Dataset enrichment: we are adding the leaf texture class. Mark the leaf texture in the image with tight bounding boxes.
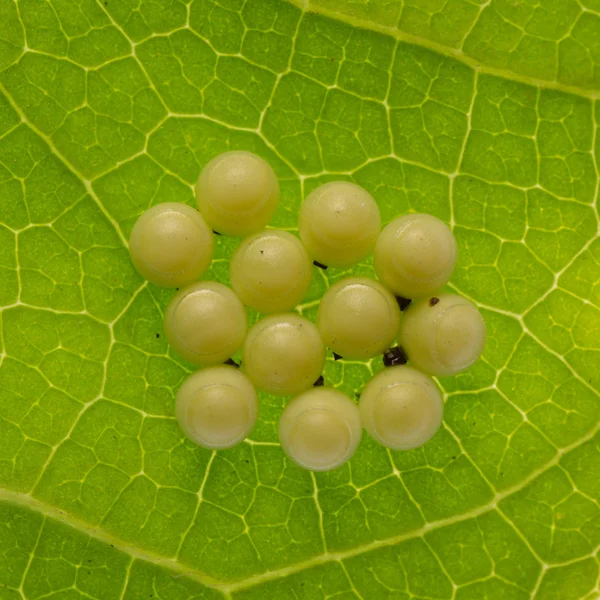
[0,0,599,598]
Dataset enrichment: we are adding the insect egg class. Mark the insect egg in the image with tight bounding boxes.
[399,293,486,376]
[128,202,214,287]
[298,181,381,268]
[164,281,247,366]
[360,365,444,450]
[196,151,279,237]
[279,387,362,471]
[176,366,258,449]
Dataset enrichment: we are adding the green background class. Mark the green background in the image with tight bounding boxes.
[0,0,599,598]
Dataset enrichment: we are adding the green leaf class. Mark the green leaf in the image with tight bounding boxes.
[0,0,599,598]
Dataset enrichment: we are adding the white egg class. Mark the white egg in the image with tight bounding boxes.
[230,229,313,314]
[164,281,247,366]
[399,293,486,376]
[196,151,279,237]
[374,213,457,298]
[360,365,443,450]
[317,277,401,360]
[298,181,380,268]
[279,387,362,471]
[128,202,214,288]
[176,366,258,449]
[243,313,325,396]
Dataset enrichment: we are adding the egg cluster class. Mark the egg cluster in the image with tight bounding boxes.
[128,150,486,471]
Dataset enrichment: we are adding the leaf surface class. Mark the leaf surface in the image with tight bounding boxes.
[0,1,599,598]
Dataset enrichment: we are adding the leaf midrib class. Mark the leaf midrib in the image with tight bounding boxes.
[2,415,598,595]
[292,0,600,101]
[2,0,599,595]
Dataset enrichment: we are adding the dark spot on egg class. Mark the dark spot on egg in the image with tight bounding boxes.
[395,296,412,311]
[383,346,408,367]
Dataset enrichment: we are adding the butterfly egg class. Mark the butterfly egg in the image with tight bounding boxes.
[230,229,313,314]
[196,151,279,237]
[360,365,443,450]
[128,202,214,288]
[176,366,258,450]
[279,388,362,471]
[374,213,457,298]
[317,277,401,360]
[243,314,325,396]
[399,293,486,377]
[164,281,247,366]
[298,181,381,268]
